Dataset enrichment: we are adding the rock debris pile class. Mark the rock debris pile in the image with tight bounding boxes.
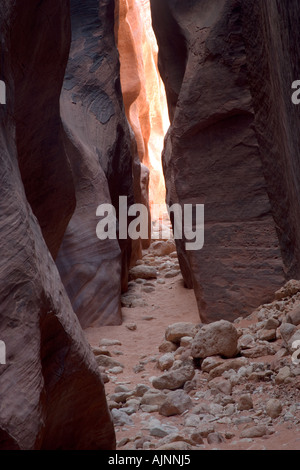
[91,245,300,450]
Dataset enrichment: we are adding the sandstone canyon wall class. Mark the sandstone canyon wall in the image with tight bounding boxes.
[115,0,169,210]
[0,0,115,450]
[150,0,300,323]
[56,0,138,327]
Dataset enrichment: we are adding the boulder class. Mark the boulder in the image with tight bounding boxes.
[129,265,158,280]
[152,363,195,390]
[286,306,300,326]
[165,322,199,343]
[191,321,238,359]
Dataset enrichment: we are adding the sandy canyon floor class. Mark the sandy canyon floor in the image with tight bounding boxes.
[84,243,300,451]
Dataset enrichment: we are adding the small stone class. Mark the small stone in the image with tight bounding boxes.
[150,426,168,438]
[126,323,137,331]
[275,366,291,384]
[258,329,277,342]
[99,338,121,347]
[92,346,111,357]
[108,366,123,375]
[233,416,253,425]
[125,398,140,411]
[157,353,174,371]
[159,390,193,417]
[140,390,166,407]
[266,399,282,419]
[111,409,134,426]
[95,355,124,370]
[238,334,255,350]
[264,317,280,330]
[241,343,275,358]
[201,356,224,373]
[224,404,235,416]
[152,363,195,390]
[207,432,224,445]
[184,414,201,428]
[114,384,130,393]
[142,315,155,321]
[240,425,267,439]
[156,441,193,451]
[140,405,159,413]
[165,322,199,343]
[158,340,178,353]
[135,437,150,449]
[150,240,176,256]
[135,384,150,397]
[180,336,193,348]
[100,372,109,384]
[142,286,155,293]
[133,363,145,374]
[286,305,300,326]
[279,323,297,345]
[189,431,204,445]
[208,377,232,395]
[118,437,130,447]
[237,394,253,411]
[288,330,300,352]
[164,270,181,278]
[275,280,300,300]
[208,357,248,380]
[109,391,133,404]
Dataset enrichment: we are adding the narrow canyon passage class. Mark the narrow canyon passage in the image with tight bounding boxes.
[115,0,170,212]
[1,0,300,452]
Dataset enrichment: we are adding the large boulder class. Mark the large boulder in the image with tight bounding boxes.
[191,320,238,359]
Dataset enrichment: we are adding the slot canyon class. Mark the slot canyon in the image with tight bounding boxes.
[0,0,300,452]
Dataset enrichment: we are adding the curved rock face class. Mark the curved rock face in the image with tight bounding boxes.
[57,0,137,327]
[0,0,115,450]
[8,0,76,259]
[150,0,300,322]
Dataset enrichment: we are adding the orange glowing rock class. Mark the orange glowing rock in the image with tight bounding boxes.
[115,0,169,210]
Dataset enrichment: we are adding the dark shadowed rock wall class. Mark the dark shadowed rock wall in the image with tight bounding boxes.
[150,0,300,323]
[56,0,137,327]
[0,0,115,450]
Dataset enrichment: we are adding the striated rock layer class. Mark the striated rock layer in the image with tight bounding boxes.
[57,0,137,327]
[0,0,115,450]
[150,0,300,322]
